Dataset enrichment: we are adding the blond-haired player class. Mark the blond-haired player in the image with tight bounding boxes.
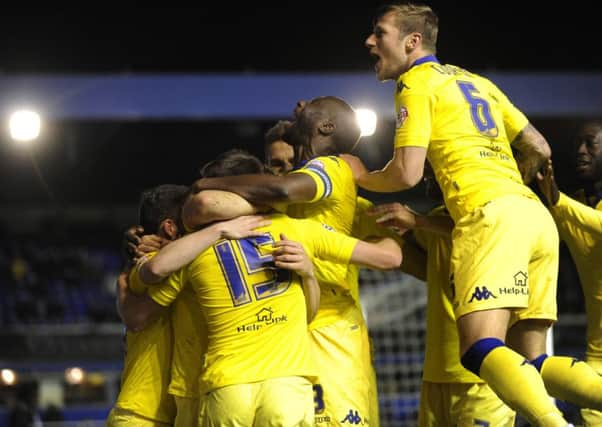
[357,3,602,425]
[371,162,516,426]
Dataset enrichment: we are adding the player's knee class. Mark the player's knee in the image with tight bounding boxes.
[460,337,505,376]
[530,353,548,372]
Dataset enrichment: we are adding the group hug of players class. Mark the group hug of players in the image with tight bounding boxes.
[107,3,602,427]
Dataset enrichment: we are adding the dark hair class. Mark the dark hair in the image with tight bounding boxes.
[200,149,266,178]
[578,119,602,132]
[138,184,189,233]
[264,120,292,162]
[265,120,291,145]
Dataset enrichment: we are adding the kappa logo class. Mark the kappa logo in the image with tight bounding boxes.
[341,410,364,425]
[321,223,334,232]
[396,80,410,93]
[395,107,409,128]
[468,286,497,303]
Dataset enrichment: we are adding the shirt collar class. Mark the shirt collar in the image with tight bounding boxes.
[292,154,339,171]
[292,159,309,171]
[411,55,439,69]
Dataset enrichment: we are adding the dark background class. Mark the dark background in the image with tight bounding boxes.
[1,3,600,73]
[0,2,599,214]
[0,5,593,425]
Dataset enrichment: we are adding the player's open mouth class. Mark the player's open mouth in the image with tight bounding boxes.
[576,159,590,171]
[370,53,381,71]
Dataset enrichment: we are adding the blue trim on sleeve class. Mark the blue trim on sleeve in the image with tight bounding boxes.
[306,165,333,199]
[460,337,504,376]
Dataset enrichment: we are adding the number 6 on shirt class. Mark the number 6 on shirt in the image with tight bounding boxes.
[457,80,498,137]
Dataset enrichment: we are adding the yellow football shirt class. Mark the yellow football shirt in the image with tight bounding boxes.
[114,255,175,423]
[186,213,358,392]
[345,196,404,307]
[288,155,359,327]
[551,191,602,362]
[393,57,535,222]
[414,206,482,383]
[147,268,208,398]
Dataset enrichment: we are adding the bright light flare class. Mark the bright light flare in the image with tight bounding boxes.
[65,367,85,385]
[1,369,17,386]
[9,110,41,142]
[355,108,377,137]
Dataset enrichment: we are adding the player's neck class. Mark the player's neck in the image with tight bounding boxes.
[583,179,602,206]
[298,145,315,163]
[593,179,602,205]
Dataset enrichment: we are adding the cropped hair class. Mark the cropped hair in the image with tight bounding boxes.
[200,149,266,178]
[375,2,439,53]
[138,184,189,233]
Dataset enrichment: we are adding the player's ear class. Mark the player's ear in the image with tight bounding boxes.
[160,219,179,240]
[318,120,335,136]
[405,32,421,51]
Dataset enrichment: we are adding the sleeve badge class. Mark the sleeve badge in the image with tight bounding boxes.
[395,106,409,129]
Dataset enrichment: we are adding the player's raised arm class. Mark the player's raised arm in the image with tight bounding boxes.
[369,202,454,236]
[356,146,428,192]
[181,190,260,230]
[303,218,403,271]
[191,172,318,207]
[350,237,403,270]
[140,215,270,284]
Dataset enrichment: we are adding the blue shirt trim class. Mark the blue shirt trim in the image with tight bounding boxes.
[411,55,439,68]
[292,155,339,171]
[306,165,333,199]
[292,159,309,171]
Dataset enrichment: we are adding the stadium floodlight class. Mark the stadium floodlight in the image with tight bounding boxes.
[9,109,41,142]
[1,369,17,386]
[355,108,377,137]
[65,367,86,385]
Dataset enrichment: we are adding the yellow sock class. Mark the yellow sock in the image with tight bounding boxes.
[480,346,567,426]
[540,356,602,411]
